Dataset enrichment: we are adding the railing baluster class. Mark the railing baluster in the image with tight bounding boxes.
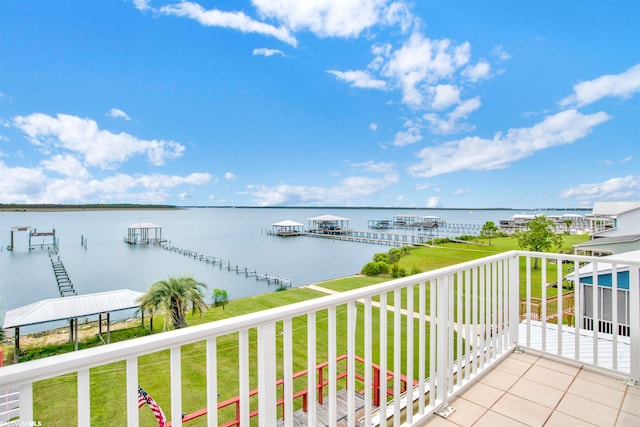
[541,259,547,351]
[612,265,618,372]
[126,357,138,427]
[418,282,426,416]
[328,306,337,427]
[393,288,401,427]
[364,297,373,426]
[456,271,463,388]
[206,337,218,427]
[592,262,599,365]
[406,284,414,424]
[258,322,277,427]
[557,259,563,357]
[347,301,356,427]
[629,264,640,384]
[573,259,581,360]
[307,312,316,425]
[525,256,532,347]
[429,281,436,408]
[171,346,182,427]
[283,319,293,427]
[19,383,33,427]
[239,330,250,427]
[380,292,388,422]
[77,368,90,427]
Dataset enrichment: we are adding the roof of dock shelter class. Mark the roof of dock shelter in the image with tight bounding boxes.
[127,222,162,228]
[272,220,304,227]
[307,214,350,221]
[2,289,144,329]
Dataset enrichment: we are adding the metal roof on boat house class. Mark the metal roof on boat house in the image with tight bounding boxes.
[2,289,144,329]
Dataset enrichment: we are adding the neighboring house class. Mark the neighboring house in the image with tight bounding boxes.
[588,201,640,238]
[573,201,640,255]
[567,249,640,337]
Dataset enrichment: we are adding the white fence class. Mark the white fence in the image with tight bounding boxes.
[0,251,638,426]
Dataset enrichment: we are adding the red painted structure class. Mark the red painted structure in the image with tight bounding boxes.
[169,353,416,426]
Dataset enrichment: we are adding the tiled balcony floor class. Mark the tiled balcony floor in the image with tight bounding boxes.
[424,350,640,427]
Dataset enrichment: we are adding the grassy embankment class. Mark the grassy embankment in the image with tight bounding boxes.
[6,234,588,426]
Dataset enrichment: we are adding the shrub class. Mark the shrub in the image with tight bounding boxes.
[361,261,390,276]
[373,252,391,264]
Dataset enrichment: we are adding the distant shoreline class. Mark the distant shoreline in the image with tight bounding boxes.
[0,204,592,212]
[0,204,180,212]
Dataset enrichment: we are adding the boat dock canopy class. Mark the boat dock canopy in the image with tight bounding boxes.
[272,220,304,236]
[2,289,145,329]
[307,215,350,234]
[124,222,163,244]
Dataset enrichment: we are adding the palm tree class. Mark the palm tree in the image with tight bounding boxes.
[138,276,208,330]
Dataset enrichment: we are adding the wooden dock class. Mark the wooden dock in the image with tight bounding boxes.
[161,243,293,287]
[48,247,77,297]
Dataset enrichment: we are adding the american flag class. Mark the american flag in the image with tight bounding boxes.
[137,385,167,427]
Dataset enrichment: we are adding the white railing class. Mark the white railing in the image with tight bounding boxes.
[0,251,638,426]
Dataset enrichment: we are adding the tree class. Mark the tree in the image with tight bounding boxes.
[562,219,573,234]
[212,288,229,309]
[138,276,207,330]
[513,215,563,269]
[480,221,499,246]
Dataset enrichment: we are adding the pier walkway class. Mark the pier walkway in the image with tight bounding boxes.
[161,243,293,287]
[48,247,77,297]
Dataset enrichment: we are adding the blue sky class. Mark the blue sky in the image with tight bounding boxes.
[0,0,638,208]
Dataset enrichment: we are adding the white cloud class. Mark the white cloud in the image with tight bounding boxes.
[133,0,151,11]
[13,113,184,169]
[462,60,491,82]
[347,160,394,173]
[426,197,440,208]
[253,47,285,57]
[41,154,90,179]
[327,70,387,89]
[430,84,460,110]
[493,45,511,61]
[248,172,399,206]
[560,63,640,107]
[252,0,391,39]
[0,160,212,204]
[424,96,481,134]
[619,156,633,164]
[107,108,131,120]
[409,109,611,178]
[453,187,470,195]
[381,33,470,106]
[369,122,378,131]
[224,172,237,180]
[560,175,640,203]
[392,122,422,146]
[160,1,297,46]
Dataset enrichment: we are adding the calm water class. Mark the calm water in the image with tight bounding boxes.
[0,207,585,331]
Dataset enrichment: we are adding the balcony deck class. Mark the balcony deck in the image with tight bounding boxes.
[424,350,640,427]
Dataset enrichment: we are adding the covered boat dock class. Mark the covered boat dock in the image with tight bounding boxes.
[2,289,144,363]
[308,215,351,235]
[271,220,304,236]
[124,222,163,245]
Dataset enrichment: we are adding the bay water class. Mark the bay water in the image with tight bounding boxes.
[0,207,585,332]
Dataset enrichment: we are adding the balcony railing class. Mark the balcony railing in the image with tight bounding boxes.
[1,251,638,426]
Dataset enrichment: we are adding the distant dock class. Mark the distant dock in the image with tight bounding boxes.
[160,243,293,287]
